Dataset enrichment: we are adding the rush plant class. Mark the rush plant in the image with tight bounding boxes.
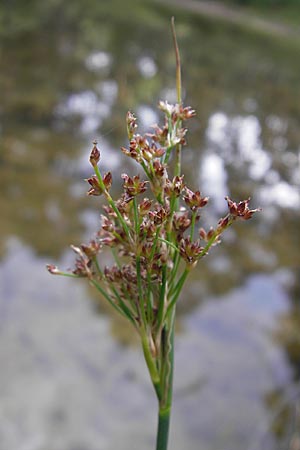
[47,19,260,450]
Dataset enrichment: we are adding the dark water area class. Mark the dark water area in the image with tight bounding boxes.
[0,1,300,449]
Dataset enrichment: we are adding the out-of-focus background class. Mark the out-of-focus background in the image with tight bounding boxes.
[0,1,300,449]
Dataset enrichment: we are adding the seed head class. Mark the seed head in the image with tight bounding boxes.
[89,141,100,167]
[173,212,191,238]
[225,196,261,220]
[122,173,148,196]
[80,240,102,258]
[46,264,60,275]
[126,111,138,140]
[179,237,204,267]
[86,176,102,196]
[138,198,152,215]
[184,188,209,211]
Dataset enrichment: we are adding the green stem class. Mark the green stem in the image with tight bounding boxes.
[141,330,161,400]
[141,160,152,181]
[156,407,171,450]
[190,211,197,240]
[171,17,182,186]
[164,144,175,165]
[171,17,181,104]
[198,215,234,259]
[167,268,189,314]
[133,197,147,327]
[168,251,180,292]
[90,279,129,319]
[156,308,175,450]
[156,265,167,332]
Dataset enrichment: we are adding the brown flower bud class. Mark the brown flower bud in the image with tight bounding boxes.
[207,227,215,240]
[173,212,191,237]
[121,138,141,162]
[179,105,196,120]
[89,141,100,167]
[86,176,103,196]
[122,173,147,196]
[126,111,138,140]
[101,215,114,232]
[70,245,93,278]
[147,122,169,147]
[225,196,261,220]
[46,264,60,275]
[179,237,204,266]
[171,175,185,197]
[139,198,152,215]
[103,172,112,191]
[153,160,166,178]
[80,240,101,258]
[148,204,169,225]
[217,216,230,232]
[184,188,209,211]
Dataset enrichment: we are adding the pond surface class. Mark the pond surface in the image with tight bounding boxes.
[1,1,300,449]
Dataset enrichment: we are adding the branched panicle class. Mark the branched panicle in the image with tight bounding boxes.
[46,22,262,450]
[47,98,260,416]
[48,103,260,332]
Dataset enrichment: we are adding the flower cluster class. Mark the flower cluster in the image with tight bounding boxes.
[47,23,261,450]
[47,100,260,375]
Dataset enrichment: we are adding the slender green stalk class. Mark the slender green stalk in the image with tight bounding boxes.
[133,197,147,327]
[155,19,182,450]
[90,279,130,319]
[167,267,189,314]
[156,408,171,450]
[156,265,167,333]
[171,17,181,104]
[198,215,234,259]
[190,211,197,240]
[141,330,161,400]
[156,308,175,450]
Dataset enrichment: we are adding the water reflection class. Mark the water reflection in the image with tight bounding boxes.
[1,0,300,448]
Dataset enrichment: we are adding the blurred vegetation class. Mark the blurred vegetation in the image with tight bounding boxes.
[223,0,300,26]
[231,0,298,5]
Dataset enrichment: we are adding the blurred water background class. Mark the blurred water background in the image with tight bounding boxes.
[0,1,300,449]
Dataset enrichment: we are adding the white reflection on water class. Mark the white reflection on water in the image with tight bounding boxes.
[0,239,293,450]
[266,115,288,134]
[258,181,300,209]
[232,115,271,180]
[137,56,157,78]
[206,112,300,210]
[159,87,178,104]
[136,105,158,133]
[200,153,228,212]
[206,112,230,152]
[207,112,271,180]
[176,272,291,450]
[85,51,112,72]
[55,90,110,133]
[55,81,118,135]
